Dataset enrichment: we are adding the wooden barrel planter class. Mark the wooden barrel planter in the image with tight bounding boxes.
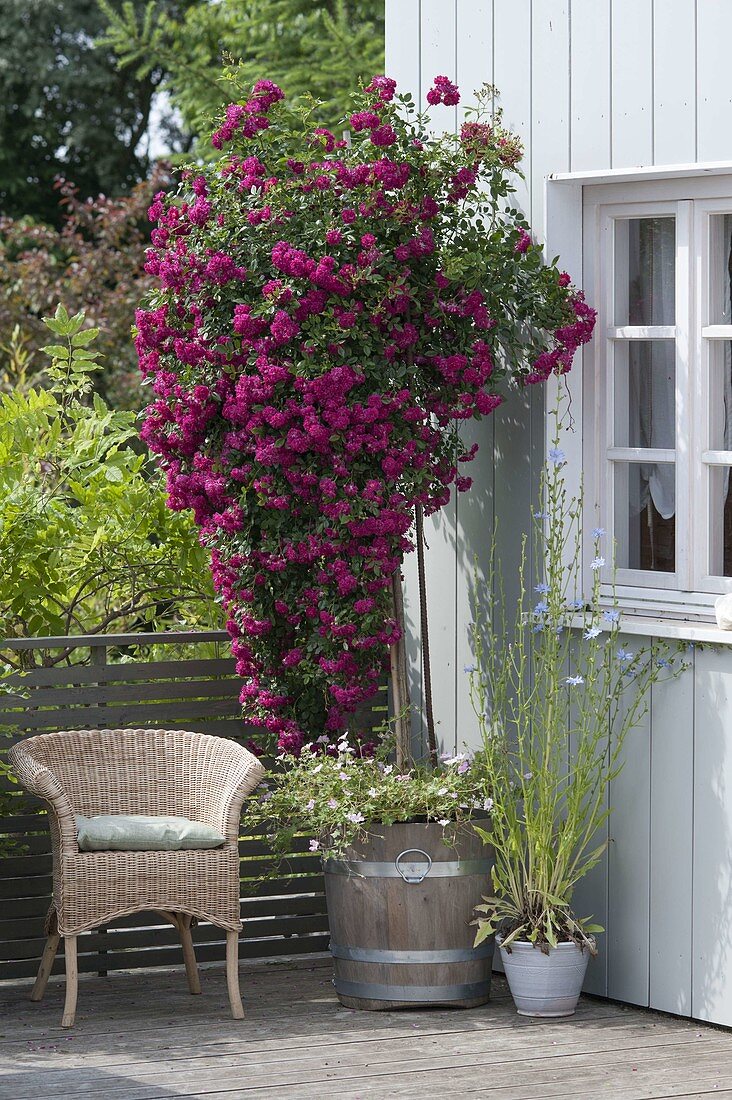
[323,820,494,1010]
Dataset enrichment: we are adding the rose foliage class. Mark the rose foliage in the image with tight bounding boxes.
[137,74,596,755]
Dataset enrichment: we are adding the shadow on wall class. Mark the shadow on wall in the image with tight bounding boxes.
[400,387,540,761]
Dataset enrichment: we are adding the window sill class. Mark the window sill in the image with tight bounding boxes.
[572,614,732,645]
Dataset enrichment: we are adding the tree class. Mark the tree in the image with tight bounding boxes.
[100,0,385,145]
[0,167,169,409]
[0,306,218,655]
[0,0,193,226]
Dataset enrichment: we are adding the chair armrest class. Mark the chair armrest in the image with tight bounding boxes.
[8,743,78,855]
[199,745,266,842]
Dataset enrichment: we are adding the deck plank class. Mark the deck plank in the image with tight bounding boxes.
[0,957,729,1100]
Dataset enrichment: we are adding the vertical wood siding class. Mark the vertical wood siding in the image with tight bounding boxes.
[387,0,732,1026]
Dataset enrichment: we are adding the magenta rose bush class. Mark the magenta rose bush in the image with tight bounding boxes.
[136,74,595,755]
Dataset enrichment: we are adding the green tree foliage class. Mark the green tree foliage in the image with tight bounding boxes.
[101,0,385,144]
[0,306,218,656]
[0,169,166,410]
[0,0,193,225]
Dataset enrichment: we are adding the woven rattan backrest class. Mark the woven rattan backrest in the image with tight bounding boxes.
[18,728,249,819]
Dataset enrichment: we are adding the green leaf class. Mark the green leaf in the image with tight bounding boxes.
[104,466,124,483]
[473,921,493,947]
[41,345,70,360]
[67,311,86,335]
[71,349,101,363]
[71,329,100,347]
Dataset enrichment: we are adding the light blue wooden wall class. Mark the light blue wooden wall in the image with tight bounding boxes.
[387,0,732,1026]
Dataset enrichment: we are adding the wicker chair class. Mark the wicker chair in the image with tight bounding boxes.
[9,727,266,1027]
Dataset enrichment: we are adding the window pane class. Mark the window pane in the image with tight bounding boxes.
[709,213,732,325]
[708,465,732,577]
[614,217,675,326]
[614,462,675,572]
[613,340,675,448]
[708,338,732,451]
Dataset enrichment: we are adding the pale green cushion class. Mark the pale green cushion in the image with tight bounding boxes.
[75,814,226,852]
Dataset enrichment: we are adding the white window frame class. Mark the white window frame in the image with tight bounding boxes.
[546,164,732,623]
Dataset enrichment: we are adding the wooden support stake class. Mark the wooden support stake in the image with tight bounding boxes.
[415,504,437,764]
[390,566,412,769]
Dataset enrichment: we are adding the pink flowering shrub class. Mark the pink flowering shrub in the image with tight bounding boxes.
[136,75,595,754]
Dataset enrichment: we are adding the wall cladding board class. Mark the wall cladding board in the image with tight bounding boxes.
[607,645,651,1006]
[652,0,696,164]
[649,655,694,1016]
[696,0,732,163]
[570,0,611,172]
[692,646,732,1025]
[610,0,653,169]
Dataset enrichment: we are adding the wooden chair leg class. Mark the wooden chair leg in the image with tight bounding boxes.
[178,915,201,995]
[61,935,78,1028]
[30,931,60,1002]
[226,930,244,1020]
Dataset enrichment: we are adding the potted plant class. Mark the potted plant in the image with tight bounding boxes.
[248,736,495,1009]
[469,407,682,1017]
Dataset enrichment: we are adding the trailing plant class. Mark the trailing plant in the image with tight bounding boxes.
[0,305,217,661]
[136,72,595,755]
[247,732,493,860]
[470,408,684,953]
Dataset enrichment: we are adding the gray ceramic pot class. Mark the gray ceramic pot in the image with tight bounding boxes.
[497,935,593,1017]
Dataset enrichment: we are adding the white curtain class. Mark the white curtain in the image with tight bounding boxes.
[630,218,677,520]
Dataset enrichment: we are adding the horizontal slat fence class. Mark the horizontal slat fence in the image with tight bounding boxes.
[0,631,379,980]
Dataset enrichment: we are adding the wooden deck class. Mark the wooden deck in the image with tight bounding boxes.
[1,956,731,1099]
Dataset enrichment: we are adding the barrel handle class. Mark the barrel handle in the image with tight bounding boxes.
[394,848,432,884]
